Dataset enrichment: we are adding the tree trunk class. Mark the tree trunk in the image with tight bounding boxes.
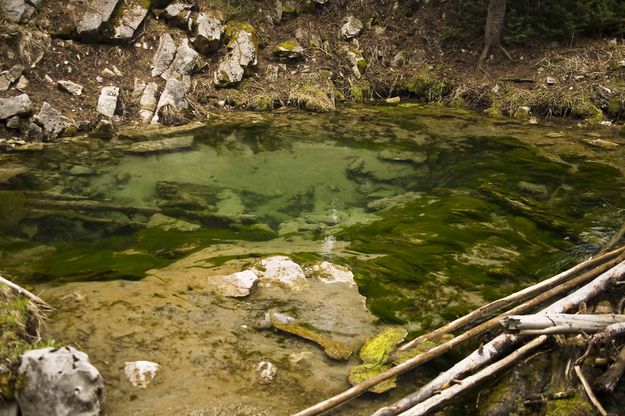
[477,0,508,68]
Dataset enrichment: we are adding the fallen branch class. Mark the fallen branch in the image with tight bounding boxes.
[293,251,625,416]
[0,275,53,310]
[574,365,608,416]
[373,261,625,416]
[397,246,625,354]
[594,344,625,393]
[397,336,548,416]
[502,314,625,335]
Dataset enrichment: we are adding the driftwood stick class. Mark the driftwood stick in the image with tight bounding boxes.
[0,275,53,310]
[397,246,625,353]
[502,314,625,335]
[594,344,625,393]
[574,365,608,416]
[397,336,549,416]
[293,253,625,416]
[372,261,625,416]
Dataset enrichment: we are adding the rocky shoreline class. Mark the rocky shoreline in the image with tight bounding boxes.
[1,0,625,150]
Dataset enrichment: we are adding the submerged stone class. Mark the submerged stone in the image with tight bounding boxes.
[124,135,194,154]
[253,256,307,290]
[124,360,160,388]
[216,270,259,298]
[307,261,355,286]
[270,313,352,360]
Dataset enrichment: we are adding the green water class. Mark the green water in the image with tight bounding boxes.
[1,105,624,332]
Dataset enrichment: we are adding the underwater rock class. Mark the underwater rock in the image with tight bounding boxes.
[581,138,619,149]
[124,360,160,388]
[339,15,363,39]
[0,94,32,120]
[377,149,427,165]
[124,135,194,154]
[307,261,356,287]
[151,33,177,78]
[0,164,28,185]
[217,270,259,298]
[253,256,307,290]
[256,361,277,384]
[17,347,104,416]
[366,192,422,212]
[348,363,395,393]
[269,312,352,360]
[147,213,200,232]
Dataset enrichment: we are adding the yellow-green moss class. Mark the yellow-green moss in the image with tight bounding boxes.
[224,21,258,49]
[544,392,595,416]
[288,76,335,112]
[359,327,407,364]
[349,82,370,103]
[348,363,396,393]
[249,93,277,111]
[399,70,454,101]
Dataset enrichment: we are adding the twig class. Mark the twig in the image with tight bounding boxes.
[0,275,53,310]
[574,365,608,416]
[502,314,625,335]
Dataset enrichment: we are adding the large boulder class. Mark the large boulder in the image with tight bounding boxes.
[0,94,32,120]
[77,0,122,40]
[34,102,67,140]
[189,11,223,54]
[151,33,177,77]
[0,0,39,23]
[213,22,258,86]
[16,347,104,416]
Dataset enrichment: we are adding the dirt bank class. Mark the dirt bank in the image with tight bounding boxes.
[1,0,625,147]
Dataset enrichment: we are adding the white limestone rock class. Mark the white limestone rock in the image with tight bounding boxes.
[152,33,177,77]
[339,15,363,39]
[307,261,356,287]
[124,360,160,388]
[253,256,307,290]
[0,94,32,119]
[57,80,83,96]
[218,270,259,297]
[17,347,104,416]
[96,85,119,117]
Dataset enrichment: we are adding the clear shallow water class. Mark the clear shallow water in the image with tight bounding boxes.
[1,105,625,414]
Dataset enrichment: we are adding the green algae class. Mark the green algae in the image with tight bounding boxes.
[347,363,396,393]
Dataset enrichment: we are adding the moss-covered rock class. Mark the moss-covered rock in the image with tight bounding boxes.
[359,327,407,364]
[272,40,305,61]
[348,363,396,393]
[544,392,595,416]
[399,70,454,101]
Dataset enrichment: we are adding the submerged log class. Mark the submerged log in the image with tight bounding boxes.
[502,314,625,335]
[372,261,625,416]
